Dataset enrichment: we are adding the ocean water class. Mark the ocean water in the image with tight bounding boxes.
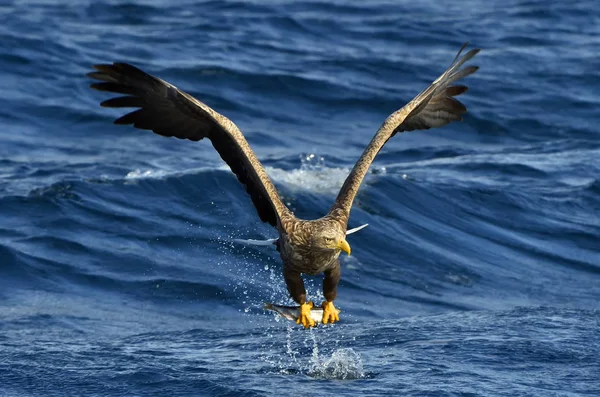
[1,0,599,395]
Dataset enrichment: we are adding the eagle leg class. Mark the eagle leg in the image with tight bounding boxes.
[283,267,315,328]
[297,301,315,328]
[321,300,340,324]
[321,264,341,324]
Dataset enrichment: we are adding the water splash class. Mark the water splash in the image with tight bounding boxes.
[308,348,366,380]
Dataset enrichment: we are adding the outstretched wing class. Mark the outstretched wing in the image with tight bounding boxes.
[332,43,480,217]
[88,63,290,227]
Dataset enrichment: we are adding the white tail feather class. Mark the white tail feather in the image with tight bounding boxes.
[346,223,368,235]
[234,223,368,246]
[233,238,278,246]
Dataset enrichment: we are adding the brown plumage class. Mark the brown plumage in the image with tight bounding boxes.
[88,42,480,327]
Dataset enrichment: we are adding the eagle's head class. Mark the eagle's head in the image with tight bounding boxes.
[309,219,351,256]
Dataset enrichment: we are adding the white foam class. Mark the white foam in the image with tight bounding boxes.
[125,168,170,179]
[124,163,349,193]
[267,165,350,194]
[123,154,383,194]
[267,154,387,194]
[266,154,350,195]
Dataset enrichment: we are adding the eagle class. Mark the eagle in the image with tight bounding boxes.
[88,43,479,328]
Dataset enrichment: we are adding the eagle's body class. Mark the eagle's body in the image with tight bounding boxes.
[88,43,480,328]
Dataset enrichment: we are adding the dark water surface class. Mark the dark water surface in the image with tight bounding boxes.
[1,0,599,395]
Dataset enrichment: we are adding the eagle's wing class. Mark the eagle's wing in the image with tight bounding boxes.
[88,63,290,227]
[332,43,480,217]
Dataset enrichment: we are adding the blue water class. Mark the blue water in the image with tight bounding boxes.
[1,0,599,395]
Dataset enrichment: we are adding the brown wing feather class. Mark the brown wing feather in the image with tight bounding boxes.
[88,63,290,227]
[332,43,480,217]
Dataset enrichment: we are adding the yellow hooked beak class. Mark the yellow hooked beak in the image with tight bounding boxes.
[337,238,351,256]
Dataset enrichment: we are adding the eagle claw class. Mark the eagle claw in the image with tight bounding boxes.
[321,301,340,324]
[297,302,315,329]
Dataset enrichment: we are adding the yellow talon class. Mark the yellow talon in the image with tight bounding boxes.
[321,301,340,324]
[296,302,315,329]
